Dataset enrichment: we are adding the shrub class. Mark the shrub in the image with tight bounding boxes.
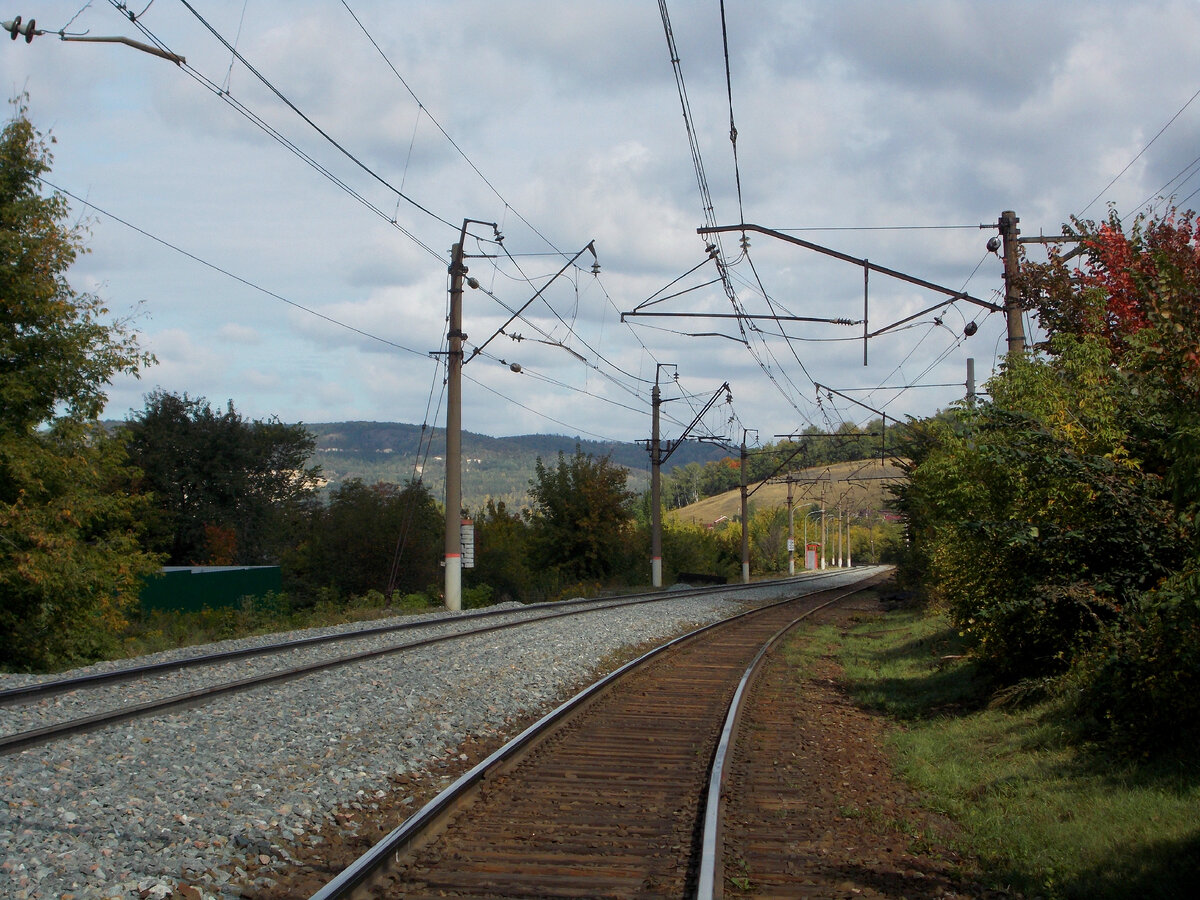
[1069,564,1200,755]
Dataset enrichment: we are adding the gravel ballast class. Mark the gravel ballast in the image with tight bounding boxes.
[0,574,873,899]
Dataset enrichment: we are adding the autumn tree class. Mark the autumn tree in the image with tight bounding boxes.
[0,102,159,671]
[465,499,533,603]
[290,478,440,599]
[896,206,1200,751]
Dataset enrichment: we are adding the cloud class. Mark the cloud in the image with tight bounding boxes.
[7,0,1199,445]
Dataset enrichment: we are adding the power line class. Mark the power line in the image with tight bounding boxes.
[42,176,430,358]
[337,0,565,259]
[777,224,982,233]
[1077,81,1200,217]
[172,0,456,231]
[108,2,448,264]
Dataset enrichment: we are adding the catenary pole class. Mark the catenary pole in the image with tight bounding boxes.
[740,433,750,584]
[787,477,795,576]
[1000,210,1026,358]
[444,234,468,611]
[650,377,663,588]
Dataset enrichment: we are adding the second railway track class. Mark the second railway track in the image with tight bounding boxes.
[0,569,888,900]
[0,574,851,756]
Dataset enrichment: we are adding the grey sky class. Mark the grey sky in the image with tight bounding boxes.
[4,1,1198,445]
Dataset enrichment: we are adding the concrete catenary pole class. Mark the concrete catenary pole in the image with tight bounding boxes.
[740,434,750,584]
[650,378,663,588]
[786,477,795,576]
[1000,210,1026,358]
[443,238,467,611]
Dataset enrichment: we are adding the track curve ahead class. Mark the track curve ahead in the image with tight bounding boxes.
[311,567,889,899]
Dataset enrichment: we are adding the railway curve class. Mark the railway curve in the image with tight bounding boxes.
[305,568,891,899]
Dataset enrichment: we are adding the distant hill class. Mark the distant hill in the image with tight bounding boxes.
[305,422,728,512]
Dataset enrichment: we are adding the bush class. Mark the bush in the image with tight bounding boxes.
[462,584,494,609]
[1069,565,1200,755]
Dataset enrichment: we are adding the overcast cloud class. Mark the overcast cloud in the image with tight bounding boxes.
[4,1,1199,448]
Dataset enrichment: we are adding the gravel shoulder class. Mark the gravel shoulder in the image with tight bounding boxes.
[4,580,833,900]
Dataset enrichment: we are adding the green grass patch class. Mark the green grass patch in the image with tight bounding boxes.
[834,609,1200,900]
[117,589,438,660]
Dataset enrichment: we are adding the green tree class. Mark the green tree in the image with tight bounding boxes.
[528,447,635,584]
[0,102,159,671]
[895,207,1200,749]
[293,478,440,599]
[465,499,533,602]
[122,390,321,565]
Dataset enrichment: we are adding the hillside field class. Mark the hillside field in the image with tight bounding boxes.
[669,457,906,527]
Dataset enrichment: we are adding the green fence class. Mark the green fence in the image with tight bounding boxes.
[139,566,282,614]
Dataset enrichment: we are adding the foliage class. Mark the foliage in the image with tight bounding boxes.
[1068,564,1200,754]
[659,419,898,513]
[0,102,159,672]
[466,499,533,603]
[122,390,322,566]
[527,447,635,584]
[895,206,1200,749]
[749,505,790,573]
[834,608,1200,900]
[289,478,441,600]
[120,586,435,658]
[660,519,739,582]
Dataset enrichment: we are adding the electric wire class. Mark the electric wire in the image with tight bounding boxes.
[1140,150,1200,214]
[659,1,819,426]
[1077,81,1200,217]
[778,224,982,233]
[492,241,649,390]
[41,176,431,359]
[108,2,447,264]
[173,0,457,231]
[337,0,564,259]
[719,0,745,224]
[125,3,661,453]
[462,371,622,443]
[169,1,665,425]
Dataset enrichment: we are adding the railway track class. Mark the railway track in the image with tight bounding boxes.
[307,567,889,900]
[0,571,853,757]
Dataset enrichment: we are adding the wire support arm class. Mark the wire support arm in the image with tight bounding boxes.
[466,241,596,364]
[622,312,861,326]
[698,224,1004,314]
[655,381,731,467]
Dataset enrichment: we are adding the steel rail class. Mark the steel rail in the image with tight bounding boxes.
[306,567,887,900]
[0,571,836,707]
[695,569,891,899]
[0,571,854,757]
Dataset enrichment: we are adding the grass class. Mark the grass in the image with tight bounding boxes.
[118,589,438,660]
[831,609,1200,900]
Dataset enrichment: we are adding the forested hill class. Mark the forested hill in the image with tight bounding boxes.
[305,421,727,511]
